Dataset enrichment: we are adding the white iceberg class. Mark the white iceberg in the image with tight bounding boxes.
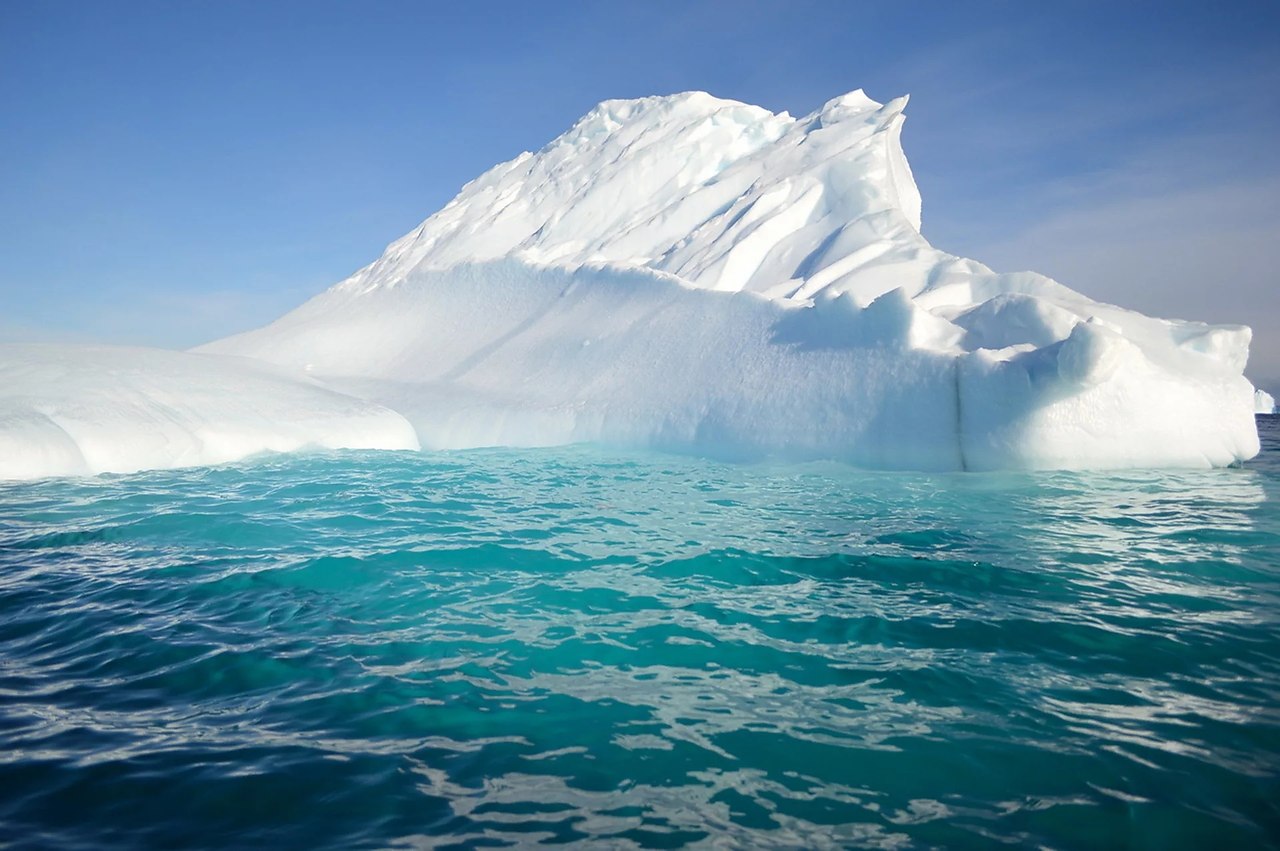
[1257,388,1277,414]
[201,91,1259,471]
[0,90,1262,479]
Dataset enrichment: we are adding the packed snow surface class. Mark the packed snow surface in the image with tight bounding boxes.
[1258,389,1278,415]
[0,345,417,479]
[0,89,1261,478]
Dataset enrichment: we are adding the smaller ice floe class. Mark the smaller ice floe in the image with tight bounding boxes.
[0,344,419,480]
[1258,388,1277,414]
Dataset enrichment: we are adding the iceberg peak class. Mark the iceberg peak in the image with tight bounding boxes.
[813,88,885,123]
[320,87,925,297]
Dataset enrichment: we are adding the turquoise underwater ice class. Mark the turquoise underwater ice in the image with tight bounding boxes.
[1,419,1278,848]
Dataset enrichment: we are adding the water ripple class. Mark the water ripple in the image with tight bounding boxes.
[1,422,1279,848]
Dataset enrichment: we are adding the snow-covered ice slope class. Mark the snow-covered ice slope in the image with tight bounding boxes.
[0,344,418,480]
[203,89,1258,470]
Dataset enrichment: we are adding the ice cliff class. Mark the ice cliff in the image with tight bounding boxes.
[0,90,1261,479]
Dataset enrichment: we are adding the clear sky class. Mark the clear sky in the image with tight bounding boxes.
[3,0,1279,388]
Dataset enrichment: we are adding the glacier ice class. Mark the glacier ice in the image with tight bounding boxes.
[0,89,1262,479]
[1258,389,1277,415]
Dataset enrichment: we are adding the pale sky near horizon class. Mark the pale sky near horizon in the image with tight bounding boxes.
[3,1,1279,388]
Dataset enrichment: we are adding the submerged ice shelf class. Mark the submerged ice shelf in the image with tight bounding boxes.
[0,89,1263,479]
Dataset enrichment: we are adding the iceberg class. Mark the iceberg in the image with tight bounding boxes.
[1258,389,1277,415]
[0,90,1262,479]
[0,344,417,479]
[200,90,1259,471]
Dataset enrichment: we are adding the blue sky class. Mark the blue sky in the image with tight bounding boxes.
[3,1,1279,386]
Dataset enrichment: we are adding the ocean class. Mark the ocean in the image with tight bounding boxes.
[2,419,1278,849]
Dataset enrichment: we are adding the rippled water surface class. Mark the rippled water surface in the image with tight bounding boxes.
[3,420,1279,849]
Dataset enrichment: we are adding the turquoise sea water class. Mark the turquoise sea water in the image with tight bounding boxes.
[2,420,1278,849]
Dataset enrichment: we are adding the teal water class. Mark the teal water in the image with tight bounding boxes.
[2,421,1279,849]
